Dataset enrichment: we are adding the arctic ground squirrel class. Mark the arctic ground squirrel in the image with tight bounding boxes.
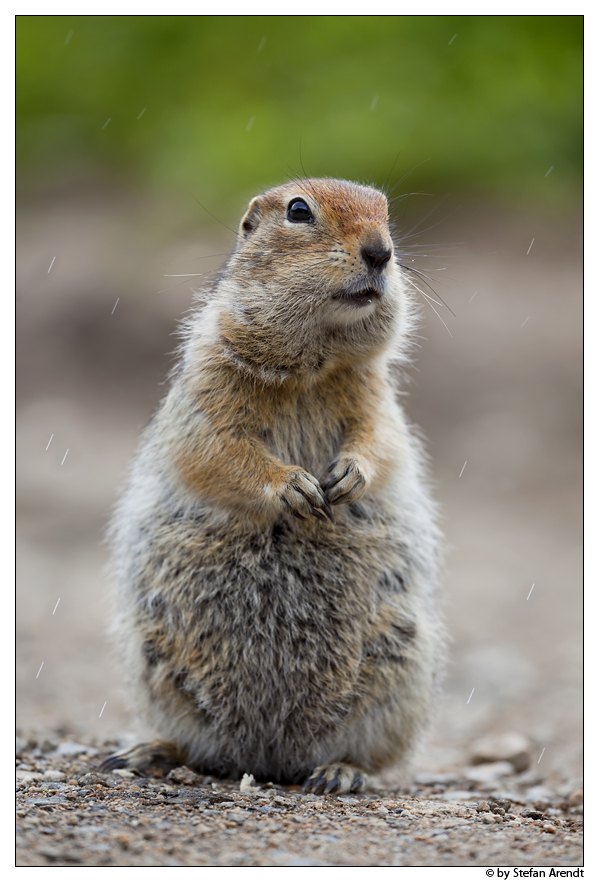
[103,177,444,795]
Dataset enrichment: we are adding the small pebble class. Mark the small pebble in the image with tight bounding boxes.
[43,770,66,781]
[167,767,201,786]
[414,772,460,786]
[465,761,514,783]
[469,732,532,773]
[16,771,39,782]
[77,774,108,786]
[239,773,260,793]
[443,790,480,803]
[53,742,98,757]
[490,798,512,812]
[525,784,554,803]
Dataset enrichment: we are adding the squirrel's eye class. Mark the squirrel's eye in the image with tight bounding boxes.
[287,199,313,223]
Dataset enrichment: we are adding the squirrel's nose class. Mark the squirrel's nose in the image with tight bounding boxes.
[360,245,392,272]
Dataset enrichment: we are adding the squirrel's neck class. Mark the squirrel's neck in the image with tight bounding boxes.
[182,298,398,393]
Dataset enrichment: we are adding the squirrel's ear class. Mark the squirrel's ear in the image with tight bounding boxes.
[239,196,264,238]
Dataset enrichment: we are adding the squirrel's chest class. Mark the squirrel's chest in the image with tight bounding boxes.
[259,394,344,473]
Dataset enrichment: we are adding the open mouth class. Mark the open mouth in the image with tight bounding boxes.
[332,287,381,308]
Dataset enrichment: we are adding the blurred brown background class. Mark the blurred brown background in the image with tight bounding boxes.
[17,16,582,779]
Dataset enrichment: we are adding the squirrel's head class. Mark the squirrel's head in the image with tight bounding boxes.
[215,178,413,379]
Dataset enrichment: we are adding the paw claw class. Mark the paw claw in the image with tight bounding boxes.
[323,455,368,506]
[320,498,336,524]
[288,506,309,520]
[279,468,334,524]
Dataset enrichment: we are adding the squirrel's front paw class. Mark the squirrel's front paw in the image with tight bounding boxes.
[321,455,369,505]
[273,467,335,524]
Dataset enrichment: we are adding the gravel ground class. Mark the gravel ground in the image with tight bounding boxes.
[16,735,583,868]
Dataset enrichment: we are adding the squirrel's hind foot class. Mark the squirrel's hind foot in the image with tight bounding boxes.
[301,762,367,795]
[100,739,184,774]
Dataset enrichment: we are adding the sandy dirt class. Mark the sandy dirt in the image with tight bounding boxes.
[16,188,582,868]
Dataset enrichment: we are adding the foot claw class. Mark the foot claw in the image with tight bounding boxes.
[323,776,341,795]
[99,754,128,772]
[350,773,365,793]
[99,740,183,774]
[301,763,367,796]
[301,776,317,793]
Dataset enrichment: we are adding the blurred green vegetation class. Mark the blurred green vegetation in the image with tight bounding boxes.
[17,15,582,213]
